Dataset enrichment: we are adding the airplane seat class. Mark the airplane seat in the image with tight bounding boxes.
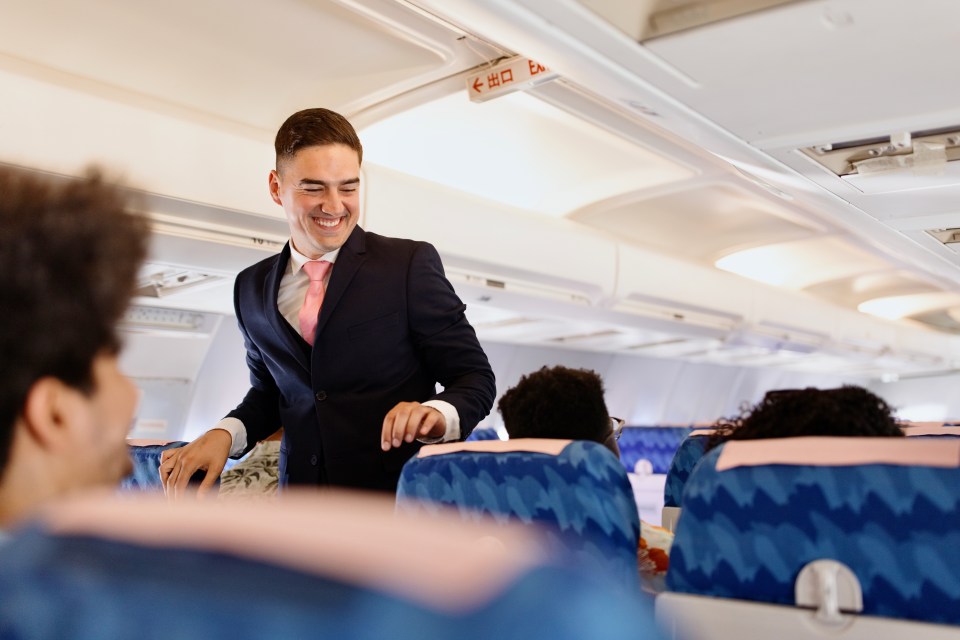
[121,440,187,490]
[121,440,214,491]
[617,426,692,476]
[657,437,960,639]
[903,423,960,438]
[0,491,664,640]
[660,430,713,532]
[465,427,503,441]
[396,439,641,591]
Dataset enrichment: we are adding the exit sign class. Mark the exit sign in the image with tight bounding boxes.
[466,56,558,103]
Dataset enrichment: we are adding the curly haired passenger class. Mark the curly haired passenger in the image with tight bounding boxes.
[706,385,904,452]
[497,365,618,456]
[0,168,149,529]
[497,365,672,584]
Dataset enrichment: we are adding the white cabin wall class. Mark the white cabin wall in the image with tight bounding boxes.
[867,374,960,422]
[170,326,867,443]
[478,342,866,431]
[180,317,250,441]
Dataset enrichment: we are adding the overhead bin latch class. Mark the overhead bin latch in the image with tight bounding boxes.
[466,56,558,103]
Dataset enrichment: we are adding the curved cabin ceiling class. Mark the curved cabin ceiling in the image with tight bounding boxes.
[0,0,485,134]
[3,0,960,366]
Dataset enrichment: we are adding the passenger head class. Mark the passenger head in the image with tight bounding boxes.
[706,385,904,451]
[270,108,362,258]
[0,168,148,524]
[497,366,620,456]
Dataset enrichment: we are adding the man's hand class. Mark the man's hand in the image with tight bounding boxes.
[159,428,232,499]
[381,402,446,451]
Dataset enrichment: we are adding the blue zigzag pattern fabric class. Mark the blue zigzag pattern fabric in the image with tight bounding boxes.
[0,526,663,640]
[465,427,502,441]
[667,444,960,625]
[397,441,641,590]
[662,434,709,507]
[618,426,692,475]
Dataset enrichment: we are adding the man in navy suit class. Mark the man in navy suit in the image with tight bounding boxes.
[160,108,495,494]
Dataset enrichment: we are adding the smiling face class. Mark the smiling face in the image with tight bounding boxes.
[269,144,361,258]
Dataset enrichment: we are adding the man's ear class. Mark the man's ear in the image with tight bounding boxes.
[20,377,77,450]
[268,169,283,206]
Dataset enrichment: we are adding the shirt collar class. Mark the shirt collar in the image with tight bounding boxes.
[288,242,340,276]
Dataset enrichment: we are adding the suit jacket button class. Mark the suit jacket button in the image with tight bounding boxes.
[315,390,327,402]
[310,455,318,466]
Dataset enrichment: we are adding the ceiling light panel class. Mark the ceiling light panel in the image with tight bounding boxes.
[572,183,816,262]
[715,237,890,289]
[858,291,960,320]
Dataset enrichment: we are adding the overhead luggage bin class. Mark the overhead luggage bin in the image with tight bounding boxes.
[362,163,618,309]
[612,242,750,338]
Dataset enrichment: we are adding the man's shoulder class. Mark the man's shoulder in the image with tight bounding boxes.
[361,230,435,258]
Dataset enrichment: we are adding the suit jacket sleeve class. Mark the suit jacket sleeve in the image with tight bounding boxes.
[407,241,496,438]
[224,277,282,455]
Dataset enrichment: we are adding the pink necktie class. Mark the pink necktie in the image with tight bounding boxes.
[298,260,332,346]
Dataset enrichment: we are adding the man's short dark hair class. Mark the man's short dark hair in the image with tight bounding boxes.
[274,108,363,171]
[497,366,610,444]
[0,168,149,476]
[706,385,904,451]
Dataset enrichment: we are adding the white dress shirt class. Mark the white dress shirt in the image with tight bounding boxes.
[215,242,460,457]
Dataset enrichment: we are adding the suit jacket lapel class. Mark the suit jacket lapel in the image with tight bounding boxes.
[315,225,367,338]
[264,243,311,373]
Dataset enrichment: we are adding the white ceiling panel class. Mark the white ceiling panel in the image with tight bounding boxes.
[642,0,960,146]
[0,0,473,132]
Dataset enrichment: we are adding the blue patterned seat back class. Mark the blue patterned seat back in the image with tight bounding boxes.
[667,437,960,625]
[397,439,641,590]
[465,427,502,441]
[904,423,960,439]
[0,492,663,640]
[618,426,692,474]
[662,433,710,507]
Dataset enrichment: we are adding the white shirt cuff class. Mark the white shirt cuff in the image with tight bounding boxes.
[419,400,460,443]
[214,417,248,457]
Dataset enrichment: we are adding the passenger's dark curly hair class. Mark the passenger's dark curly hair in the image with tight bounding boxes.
[706,385,904,451]
[0,167,149,478]
[498,366,610,444]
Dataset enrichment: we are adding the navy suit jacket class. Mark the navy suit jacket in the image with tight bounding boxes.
[226,226,496,492]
